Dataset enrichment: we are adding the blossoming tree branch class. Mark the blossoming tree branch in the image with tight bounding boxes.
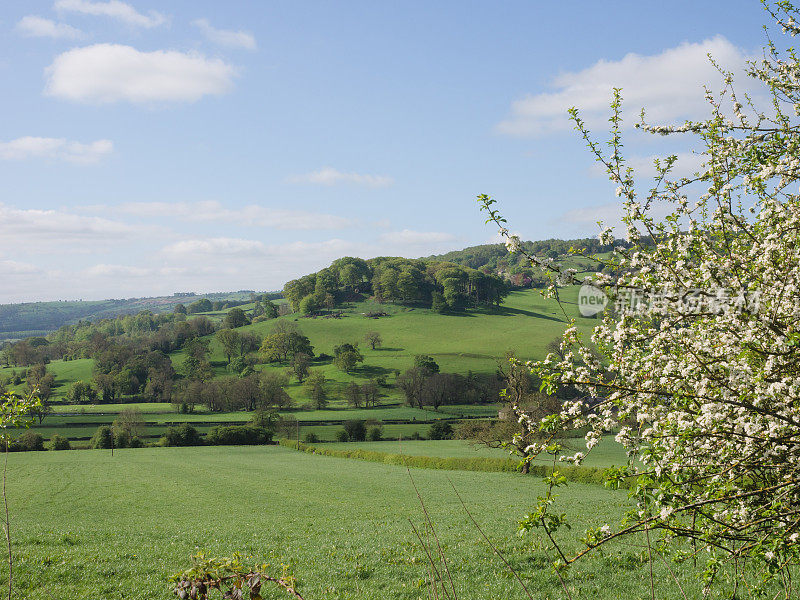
[480,1,800,593]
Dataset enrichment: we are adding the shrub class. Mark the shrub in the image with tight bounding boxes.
[335,429,349,442]
[410,431,424,440]
[113,428,131,449]
[14,431,44,451]
[206,425,271,446]
[49,434,71,451]
[90,425,114,449]
[162,424,203,447]
[303,432,320,444]
[428,421,453,440]
[128,437,144,448]
[366,425,383,442]
[343,420,366,442]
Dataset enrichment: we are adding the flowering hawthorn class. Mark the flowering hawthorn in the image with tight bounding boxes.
[481,1,800,592]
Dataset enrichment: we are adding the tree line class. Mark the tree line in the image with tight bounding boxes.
[283,256,510,315]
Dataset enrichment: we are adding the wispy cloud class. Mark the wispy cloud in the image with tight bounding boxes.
[287,166,394,187]
[192,18,256,50]
[0,203,153,250]
[162,237,267,257]
[45,44,236,104]
[0,136,112,164]
[54,0,168,28]
[379,229,456,245]
[84,264,189,278]
[497,36,756,137]
[16,16,84,39]
[0,259,41,276]
[113,201,353,230]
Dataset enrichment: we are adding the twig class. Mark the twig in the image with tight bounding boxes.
[448,479,534,600]
[2,439,10,600]
[408,519,452,600]
[404,443,458,599]
[645,523,655,600]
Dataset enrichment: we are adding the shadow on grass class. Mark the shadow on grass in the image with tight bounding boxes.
[374,347,404,352]
[354,364,395,378]
[491,305,563,322]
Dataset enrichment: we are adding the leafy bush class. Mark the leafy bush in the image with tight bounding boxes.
[90,425,113,449]
[303,432,320,444]
[428,421,453,440]
[13,431,44,452]
[113,428,131,449]
[343,420,366,442]
[366,425,383,442]
[335,429,349,442]
[49,434,71,451]
[162,424,203,447]
[206,425,272,446]
[410,431,424,440]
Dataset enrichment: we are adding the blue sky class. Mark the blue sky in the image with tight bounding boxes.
[0,0,770,302]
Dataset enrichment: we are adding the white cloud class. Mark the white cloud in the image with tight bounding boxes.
[0,259,41,276]
[380,229,456,245]
[45,44,236,104]
[161,236,363,261]
[0,203,152,251]
[287,166,394,187]
[16,16,84,39]
[162,237,267,257]
[114,201,353,230]
[0,136,112,164]
[497,36,756,136]
[192,18,256,50]
[54,0,167,28]
[85,264,152,277]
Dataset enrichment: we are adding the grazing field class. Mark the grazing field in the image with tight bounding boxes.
[326,437,630,468]
[236,288,596,376]
[8,445,698,600]
[10,287,599,443]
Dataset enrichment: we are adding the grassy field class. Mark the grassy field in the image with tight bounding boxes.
[326,437,630,469]
[30,403,497,444]
[6,288,603,446]
[236,288,597,376]
[7,445,700,600]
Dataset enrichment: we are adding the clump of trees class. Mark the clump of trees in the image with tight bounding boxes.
[173,372,293,413]
[259,322,313,363]
[284,255,509,315]
[398,356,501,410]
[332,343,363,373]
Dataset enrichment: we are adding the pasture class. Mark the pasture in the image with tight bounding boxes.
[8,445,695,600]
[10,287,598,444]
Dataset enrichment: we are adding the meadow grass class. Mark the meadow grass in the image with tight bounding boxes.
[324,437,630,469]
[237,288,596,376]
[7,445,699,600]
[33,403,494,442]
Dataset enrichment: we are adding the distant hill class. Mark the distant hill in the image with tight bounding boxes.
[424,238,619,272]
[0,238,619,341]
[0,291,279,341]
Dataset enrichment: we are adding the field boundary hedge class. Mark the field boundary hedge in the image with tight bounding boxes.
[278,439,612,486]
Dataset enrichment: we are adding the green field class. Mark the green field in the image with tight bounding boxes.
[235,288,596,376]
[326,437,630,468]
[9,287,599,443]
[8,445,698,600]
